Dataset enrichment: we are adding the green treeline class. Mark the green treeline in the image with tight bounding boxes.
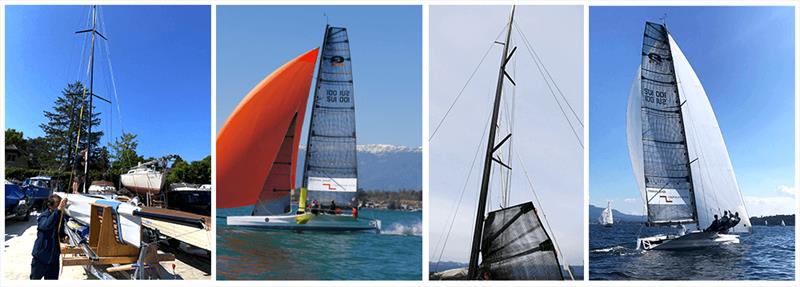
[5,81,209,187]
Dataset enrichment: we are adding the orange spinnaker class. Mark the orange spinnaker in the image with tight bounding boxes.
[217,48,319,209]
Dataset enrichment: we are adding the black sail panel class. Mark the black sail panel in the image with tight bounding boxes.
[304,26,358,207]
[639,22,696,224]
[479,202,564,280]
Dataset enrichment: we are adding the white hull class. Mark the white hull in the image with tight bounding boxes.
[637,231,739,251]
[57,192,143,247]
[121,171,164,194]
[227,213,381,232]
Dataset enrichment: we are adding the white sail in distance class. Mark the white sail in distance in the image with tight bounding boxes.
[599,201,613,225]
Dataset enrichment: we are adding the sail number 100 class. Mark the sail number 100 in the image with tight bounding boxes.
[325,89,351,103]
[642,88,668,105]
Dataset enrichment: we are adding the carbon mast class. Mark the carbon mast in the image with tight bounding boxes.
[467,5,517,279]
[75,5,110,193]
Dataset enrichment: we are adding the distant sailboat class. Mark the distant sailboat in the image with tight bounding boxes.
[219,25,380,232]
[781,220,786,227]
[599,201,614,227]
[627,21,751,251]
[765,220,768,226]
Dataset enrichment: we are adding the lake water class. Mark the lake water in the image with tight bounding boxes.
[217,208,422,280]
[589,223,795,280]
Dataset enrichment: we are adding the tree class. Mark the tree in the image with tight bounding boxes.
[5,129,25,150]
[39,81,104,171]
[165,155,211,184]
[108,132,144,186]
[109,132,143,172]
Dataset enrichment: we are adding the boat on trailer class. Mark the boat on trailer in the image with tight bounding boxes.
[218,24,379,232]
[628,21,751,251]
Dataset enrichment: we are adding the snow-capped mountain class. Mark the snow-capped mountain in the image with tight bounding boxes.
[297,144,422,191]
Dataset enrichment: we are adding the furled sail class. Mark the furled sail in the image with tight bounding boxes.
[668,32,752,233]
[479,202,564,280]
[217,48,319,213]
[599,201,613,225]
[302,26,359,207]
[628,22,697,226]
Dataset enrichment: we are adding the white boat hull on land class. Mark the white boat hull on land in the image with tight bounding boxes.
[227,213,381,232]
[637,231,739,251]
[121,170,164,194]
[56,192,143,247]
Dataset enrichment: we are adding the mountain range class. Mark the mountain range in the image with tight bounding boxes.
[297,144,422,191]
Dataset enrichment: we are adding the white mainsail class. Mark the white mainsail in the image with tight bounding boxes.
[781,220,786,227]
[598,201,613,225]
[628,22,751,233]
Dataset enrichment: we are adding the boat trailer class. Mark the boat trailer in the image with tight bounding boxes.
[61,202,176,279]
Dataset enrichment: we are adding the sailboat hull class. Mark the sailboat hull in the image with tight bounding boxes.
[120,171,164,194]
[637,231,739,251]
[56,192,143,248]
[227,214,380,232]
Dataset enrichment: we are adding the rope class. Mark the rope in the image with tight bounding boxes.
[513,23,584,149]
[514,22,583,128]
[514,149,572,280]
[432,107,493,272]
[429,25,507,142]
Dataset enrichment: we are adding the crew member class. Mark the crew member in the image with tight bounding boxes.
[704,214,721,232]
[30,195,67,280]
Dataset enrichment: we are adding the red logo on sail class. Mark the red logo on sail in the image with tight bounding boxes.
[322,183,337,190]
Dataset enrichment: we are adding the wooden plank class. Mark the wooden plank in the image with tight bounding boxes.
[60,245,83,254]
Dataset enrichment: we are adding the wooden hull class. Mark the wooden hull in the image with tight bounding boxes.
[227,213,381,232]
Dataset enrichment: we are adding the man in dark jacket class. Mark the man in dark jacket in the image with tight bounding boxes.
[30,194,67,280]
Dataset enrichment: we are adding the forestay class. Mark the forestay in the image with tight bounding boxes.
[303,26,359,207]
[479,202,564,280]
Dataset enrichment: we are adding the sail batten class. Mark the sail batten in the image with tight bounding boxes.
[631,22,698,225]
[302,26,359,206]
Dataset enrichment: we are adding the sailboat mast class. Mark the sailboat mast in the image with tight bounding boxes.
[82,5,98,193]
[663,24,699,225]
[301,24,331,190]
[467,5,516,279]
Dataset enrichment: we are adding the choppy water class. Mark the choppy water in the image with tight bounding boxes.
[589,223,795,280]
[217,208,422,280]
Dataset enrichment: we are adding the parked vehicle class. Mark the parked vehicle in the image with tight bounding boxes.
[5,180,31,221]
[22,176,55,210]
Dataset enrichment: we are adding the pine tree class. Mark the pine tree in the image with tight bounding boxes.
[39,81,104,172]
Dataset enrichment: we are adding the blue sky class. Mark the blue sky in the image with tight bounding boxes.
[5,5,211,161]
[217,5,422,148]
[589,6,795,216]
[429,5,583,265]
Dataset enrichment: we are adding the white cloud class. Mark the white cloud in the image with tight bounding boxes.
[623,198,637,203]
[776,185,796,197]
[744,195,796,216]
